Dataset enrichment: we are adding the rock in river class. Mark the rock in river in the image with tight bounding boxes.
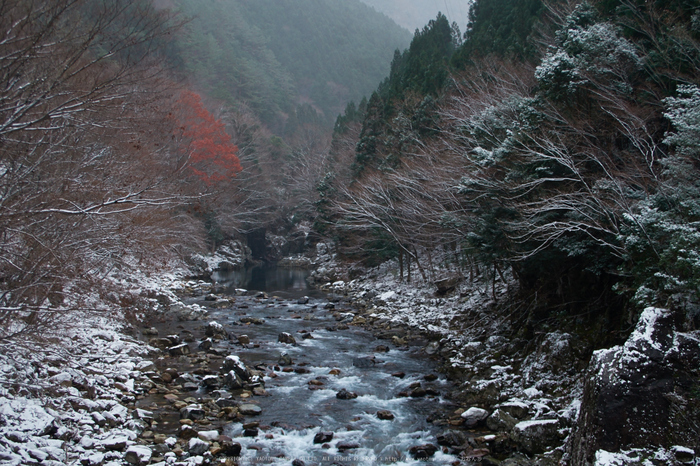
[313,431,334,444]
[278,332,297,345]
[336,388,358,400]
[238,404,262,415]
[352,356,375,368]
[409,444,438,459]
[278,353,293,366]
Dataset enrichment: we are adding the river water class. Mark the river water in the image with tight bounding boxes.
[151,267,464,465]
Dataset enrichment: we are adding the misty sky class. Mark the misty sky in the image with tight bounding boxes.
[358,0,472,33]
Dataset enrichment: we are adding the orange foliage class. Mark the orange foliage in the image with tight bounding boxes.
[174,90,241,186]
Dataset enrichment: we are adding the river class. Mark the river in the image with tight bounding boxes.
[145,267,465,465]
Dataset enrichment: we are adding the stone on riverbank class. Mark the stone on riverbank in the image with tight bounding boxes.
[125,445,152,465]
[188,437,210,455]
[168,343,190,356]
[513,419,561,454]
[461,407,489,427]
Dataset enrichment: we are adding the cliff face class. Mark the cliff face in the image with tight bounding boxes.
[567,307,700,465]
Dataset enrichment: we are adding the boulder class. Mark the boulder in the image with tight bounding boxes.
[201,375,220,389]
[188,437,210,456]
[336,388,358,400]
[567,307,700,464]
[102,436,129,452]
[178,425,198,440]
[434,275,462,295]
[82,452,105,466]
[461,407,489,428]
[223,370,244,390]
[215,397,238,408]
[313,432,334,444]
[238,335,250,345]
[125,445,152,465]
[486,409,517,431]
[198,430,220,442]
[352,356,376,368]
[180,404,205,421]
[278,353,293,366]
[437,431,467,447]
[253,386,268,396]
[512,419,560,454]
[495,401,529,419]
[198,338,213,351]
[167,343,190,356]
[409,444,438,459]
[219,436,242,456]
[278,332,297,345]
[337,442,360,452]
[238,404,262,415]
[205,321,227,337]
[221,355,251,380]
[376,410,394,420]
[240,317,265,325]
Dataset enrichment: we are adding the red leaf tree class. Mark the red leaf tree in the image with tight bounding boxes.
[173,90,241,186]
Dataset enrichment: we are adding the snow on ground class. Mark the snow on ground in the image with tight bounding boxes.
[0,264,213,466]
[593,447,685,465]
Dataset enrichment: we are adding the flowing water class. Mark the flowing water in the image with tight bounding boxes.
[149,267,464,465]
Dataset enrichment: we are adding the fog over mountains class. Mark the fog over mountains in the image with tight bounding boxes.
[358,0,471,32]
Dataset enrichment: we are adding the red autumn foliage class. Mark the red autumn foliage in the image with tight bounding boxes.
[174,90,241,186]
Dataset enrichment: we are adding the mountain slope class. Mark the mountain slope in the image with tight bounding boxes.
[172,0,412,130]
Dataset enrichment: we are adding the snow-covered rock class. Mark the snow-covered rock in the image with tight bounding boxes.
[125,445,152,465]
[188,437,210,455]
[460,407,489,427]
[567,307,700,464]
[513,419,561,454]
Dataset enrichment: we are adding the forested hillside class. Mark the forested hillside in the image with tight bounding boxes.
[0,0,411,337]
[169,0,412,131]
[322,0,700,336]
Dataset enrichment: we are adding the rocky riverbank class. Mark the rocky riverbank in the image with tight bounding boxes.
[1,243,698,466]
[308,253,700,465]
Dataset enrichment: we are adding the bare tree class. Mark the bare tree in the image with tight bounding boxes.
[0,0,204,340]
